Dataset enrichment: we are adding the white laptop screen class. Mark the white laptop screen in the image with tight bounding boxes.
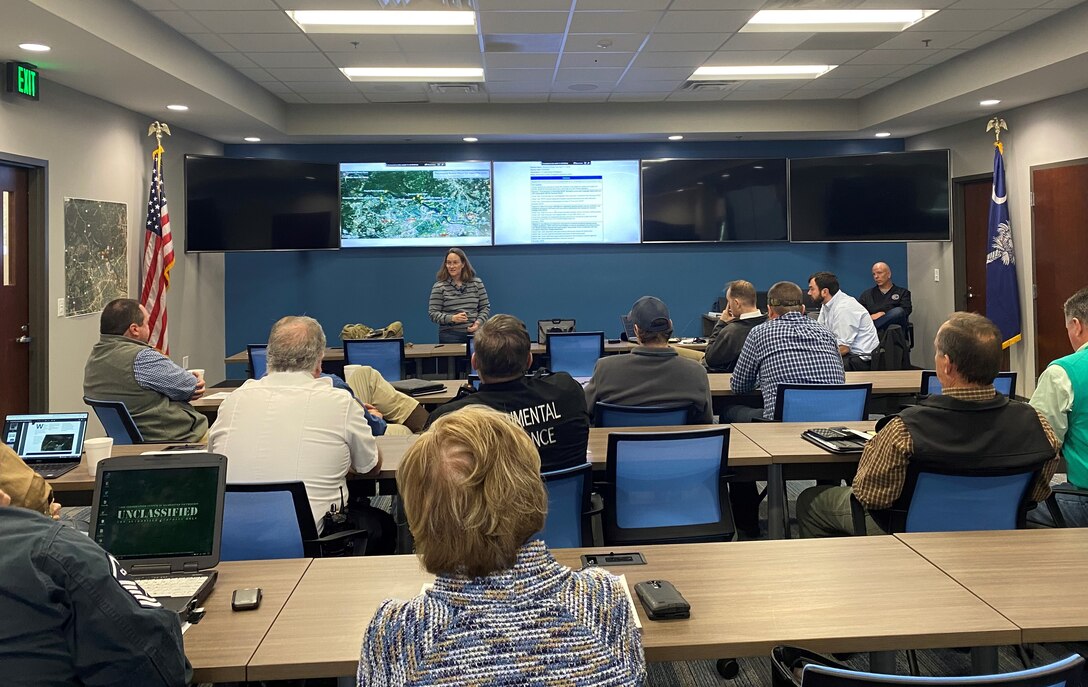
[2,413,88,463]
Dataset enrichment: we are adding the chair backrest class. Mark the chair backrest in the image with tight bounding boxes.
[538,463,594,548]
[773,383,872,422]
[83,396,143,444]
[343,338,405,381]
[546,331,604,379]
[221,481,314,561]
[921,370,1017,397]
[594,401,693,428]
[904,468,1037,533]
[247,344,268,379]
[466,334,478,377]
[604,427,734,545]
[801,653,1083,687]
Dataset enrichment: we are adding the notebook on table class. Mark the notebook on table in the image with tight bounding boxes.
[90,452,227,622]
[2,412,88,478]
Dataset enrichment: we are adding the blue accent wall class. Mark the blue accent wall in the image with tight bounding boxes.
[221,139,905,375]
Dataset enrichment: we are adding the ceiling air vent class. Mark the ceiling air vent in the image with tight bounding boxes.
[683,81,738,91]
[428,83,481,94]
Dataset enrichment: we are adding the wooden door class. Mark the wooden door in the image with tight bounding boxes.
[962,178,991,315]
[1032,161,1088,372]
[0,164,30,419]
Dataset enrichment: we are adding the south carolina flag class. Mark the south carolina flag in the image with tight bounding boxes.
[985,143,1022,348]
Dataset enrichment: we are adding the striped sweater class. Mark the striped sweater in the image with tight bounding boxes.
[428,278,490,333]
[357,541,646,686]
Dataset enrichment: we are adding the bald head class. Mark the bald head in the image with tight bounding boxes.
[872,262,892,289]
[267,316,327,374]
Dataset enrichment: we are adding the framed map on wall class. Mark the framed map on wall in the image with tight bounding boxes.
[64,197,128,317]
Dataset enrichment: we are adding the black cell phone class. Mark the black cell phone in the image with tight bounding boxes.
[580,552,646,568]
[634,579,691,620]
[163,444,204,451]
[231,587,262,611]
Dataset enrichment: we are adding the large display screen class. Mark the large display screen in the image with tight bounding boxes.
[492,160,641,245]
[340,161,493,248]
[185,156,340,252]
[642,158,788,242]
[789,150,951,242]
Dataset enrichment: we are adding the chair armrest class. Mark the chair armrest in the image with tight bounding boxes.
[1050,485,1088,498]
[849,494,868,536]
[313,528,368,545]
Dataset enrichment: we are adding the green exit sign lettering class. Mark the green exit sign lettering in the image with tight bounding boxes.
[5,62,40,100]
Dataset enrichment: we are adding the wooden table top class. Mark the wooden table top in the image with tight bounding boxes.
[184,558,311,683]
[247,537,1017,680]
[730,421,878,465]
[897,529,1088,644]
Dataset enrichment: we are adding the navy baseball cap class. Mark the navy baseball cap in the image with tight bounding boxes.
[629,296,672,333]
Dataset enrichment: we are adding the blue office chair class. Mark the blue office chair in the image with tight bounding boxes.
[920,370,1017,397]
[221,481,368,561]
[604,427,734,545]
[546,331,604,379]
[343,338,406,382]
[247,343,268,379]
[466,334,478,377]
[773,383,873,422]
[538,463,596,548]
[83,396,144,444]
[797,653,1083,687]
[593,401,693,428]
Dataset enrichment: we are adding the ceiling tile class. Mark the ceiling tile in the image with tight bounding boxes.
[889,64,932,78]
[476,0,571,9]
[665,90,728,101]
[258,82,294,94]
[874,31,976,50]
[552,79,619,90]
[948,0,1047,8]
[483,33,565,52]
[484,53,558,68]
[325,52,410,68]
[623,66,697,81]
[172,0,277,8]
[736,80,806,92]
[426,91,491,103]
[395,35,482,52]
[563,34,647,51]
[279,93,307,103]
[612,80,683,92]
[488,94,549,102]
[358,83,427,94]
[670,0,765,8]
[151,10,208,34]
[630,51,711,67]
[266,67,347,81]
[362,92,429,103]
[213,52,260,68]
[548,92,611,102]
[994,8,1061,30]
[912,9,1024,30]
[655,10,752,33]
[916,48,968,64]
[1043,0,1083,7]
[284,81,359,94]
[952,31,1010,49]
[235,66,276,81]
[705,50,789,65]
[188,10,300,33]
[480,12,571,34]
[486,68,555,81]
[569,11,664,34]
[821,64,899,78]
[796,33,897,50]
[717,33,813,50]
[555,67,626,81]
[303,93,369,104]
[846,49,934,65]
[559,52,634,67]
[219,33,317,52]
[866,77,900,91]
[608,92,671,101]
[643,33,727,51]
[132,0,179,9]
[805,77,875,89]
[307,35,401,52]
[248,52,334,68]
[725,90,790,100]
[184,33,236,52]
[776,49,862,64]
[487,81,557,92]
[853,0,957,7]
[578,0,671,8]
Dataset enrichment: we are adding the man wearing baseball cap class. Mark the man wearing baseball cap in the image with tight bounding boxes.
[584,296,713,424]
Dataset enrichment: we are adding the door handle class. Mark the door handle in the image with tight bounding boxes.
[16,336,31,343]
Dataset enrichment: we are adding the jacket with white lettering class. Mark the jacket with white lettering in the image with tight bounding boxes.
[0,507,191,687]
[426,371,590,472]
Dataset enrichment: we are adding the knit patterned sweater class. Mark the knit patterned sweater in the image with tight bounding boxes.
[357,541,646,686]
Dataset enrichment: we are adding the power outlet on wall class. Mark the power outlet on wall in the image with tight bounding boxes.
[57,298,65,317]
[182,355,190,368]
[933,269,940,282]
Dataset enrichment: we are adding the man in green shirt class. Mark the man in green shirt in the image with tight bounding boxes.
[1030,286,1088,526]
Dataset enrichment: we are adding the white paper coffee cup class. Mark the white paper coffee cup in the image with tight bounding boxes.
[84,437,114,477]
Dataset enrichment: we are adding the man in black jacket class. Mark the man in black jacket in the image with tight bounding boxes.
[703,280,768,373]
[858,262,912,331]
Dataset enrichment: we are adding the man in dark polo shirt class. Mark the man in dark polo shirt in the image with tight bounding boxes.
[858,261,912,332]
[426,314,589,472]
[703,279,768,373]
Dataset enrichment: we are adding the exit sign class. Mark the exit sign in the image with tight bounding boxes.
[6,62,40,100]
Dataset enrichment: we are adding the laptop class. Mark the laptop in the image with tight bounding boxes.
[620,315,637,341]
[391,378,446,396]
[3,412,88,478]
[90,452,227,622]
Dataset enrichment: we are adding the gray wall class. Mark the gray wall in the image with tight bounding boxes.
[0,82,224,433]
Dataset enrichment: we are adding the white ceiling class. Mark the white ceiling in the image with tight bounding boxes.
[4,0,1088,143]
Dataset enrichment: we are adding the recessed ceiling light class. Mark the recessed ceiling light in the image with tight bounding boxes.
[668,135,684,141]
[875,132,892,138]
[463,137,478,143]
[753,165,764,169]
[340,67,484,82]
[980,99,1001,106]
[741,9,939,33]
[244,137,261,142]
[166,104,189,111]
[286,10,476,35]
[690,65,836,80]
[720,174,731,178]
[18,43,50,52]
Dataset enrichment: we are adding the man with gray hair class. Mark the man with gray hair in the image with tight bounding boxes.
[1031,286,1088,526]
[209,316,387,547]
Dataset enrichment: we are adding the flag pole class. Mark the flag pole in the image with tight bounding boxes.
[986,116,1007,152]
[142,121,173,354]
[983,115,1021,349]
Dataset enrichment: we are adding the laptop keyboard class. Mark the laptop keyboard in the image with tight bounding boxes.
[138,575,211,599]
[32,462,77,477]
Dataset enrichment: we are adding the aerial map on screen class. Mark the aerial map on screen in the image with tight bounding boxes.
[340,162,493,248]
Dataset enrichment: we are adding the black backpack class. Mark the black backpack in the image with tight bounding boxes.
[871,324,911,371]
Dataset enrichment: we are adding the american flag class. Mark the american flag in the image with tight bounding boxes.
[140,145,174,353]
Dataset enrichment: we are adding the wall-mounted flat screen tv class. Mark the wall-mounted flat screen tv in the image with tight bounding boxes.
[339,161,493,248]
[492,160,641,245]
[789,150,951,242]
[185,156,340,252]
[642,158,788,242]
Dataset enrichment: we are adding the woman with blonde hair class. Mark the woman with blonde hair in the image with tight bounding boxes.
[428,247,490,344]
[357,405,645,686]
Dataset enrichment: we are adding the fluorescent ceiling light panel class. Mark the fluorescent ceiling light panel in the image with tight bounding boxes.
[690,65,836,80]
[741,10,938,33]
[341,67,484,82]
[286,10,476,35]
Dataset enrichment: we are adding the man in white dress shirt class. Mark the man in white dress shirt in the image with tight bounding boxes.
[808,271,879,371]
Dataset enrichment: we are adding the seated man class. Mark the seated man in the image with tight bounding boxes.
[209,316,391,550]
[797,312,1059,538]
[585,296,713,424]
[345,366,428,435]
[858,261,912,332]
[1031,286,1088,526]
[0,489,191,686]
[83,298,207,442]
[426,314,589,472]
[809,271,879,371]
[703,279,768,373]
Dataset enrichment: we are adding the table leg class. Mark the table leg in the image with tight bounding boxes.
[768,464,785,539]
[414,359,423,379]
[971,646,998,675]
[869,651,896,674]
